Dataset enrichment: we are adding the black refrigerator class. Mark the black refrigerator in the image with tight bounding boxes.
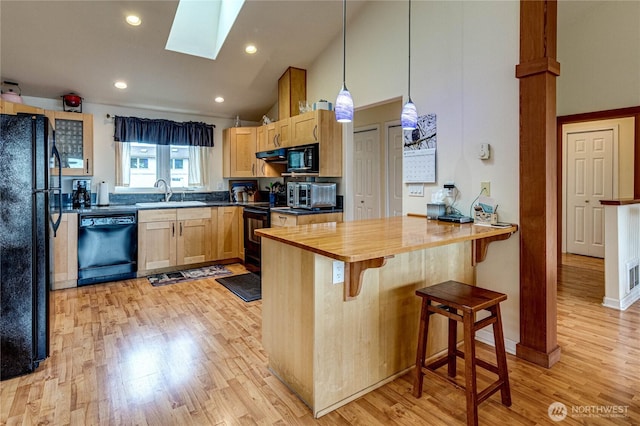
[0,113,61,380]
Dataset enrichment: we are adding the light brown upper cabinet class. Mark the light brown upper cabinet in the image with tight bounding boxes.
[277,118,292,148]
[45,110,94,176]
[1,100,44,115]
[278,67,306,120]
[290,110,342,177]
[258,118,291,151]
[255,125,286,177]
[223,127,257,177]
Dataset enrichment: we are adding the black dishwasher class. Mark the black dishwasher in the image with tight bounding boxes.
[77,212,137,286]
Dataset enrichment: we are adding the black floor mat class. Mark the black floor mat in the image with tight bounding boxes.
[215,273,261,302]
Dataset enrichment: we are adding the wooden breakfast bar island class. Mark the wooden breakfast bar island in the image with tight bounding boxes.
[255,216,517,417]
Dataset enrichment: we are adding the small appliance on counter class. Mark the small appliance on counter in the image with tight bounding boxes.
[287,182,336,209]
[72,179,91,208]
[96,181,110,206]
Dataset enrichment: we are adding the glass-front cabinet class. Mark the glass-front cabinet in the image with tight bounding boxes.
[45,111,93,175]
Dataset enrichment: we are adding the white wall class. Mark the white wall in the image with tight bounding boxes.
[557,1,640,115]
[307,1,521,344]
[603,204,640,310]
[22,95,237,194]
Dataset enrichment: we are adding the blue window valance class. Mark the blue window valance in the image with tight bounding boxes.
[114,116,215,147]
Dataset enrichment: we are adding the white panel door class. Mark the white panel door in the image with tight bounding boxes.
[566,129,613,258]
[387,125,403,217]
[353,128,380,220]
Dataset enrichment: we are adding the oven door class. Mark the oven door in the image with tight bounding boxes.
[243,207,269,267]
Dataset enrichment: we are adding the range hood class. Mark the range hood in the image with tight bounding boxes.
[256,148,287,163]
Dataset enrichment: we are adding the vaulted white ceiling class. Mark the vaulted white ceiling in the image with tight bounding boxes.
[0,0,366,121]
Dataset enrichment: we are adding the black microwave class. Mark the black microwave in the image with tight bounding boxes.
[287,144,319,173]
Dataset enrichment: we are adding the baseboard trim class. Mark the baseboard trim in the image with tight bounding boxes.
[475,329,517,355]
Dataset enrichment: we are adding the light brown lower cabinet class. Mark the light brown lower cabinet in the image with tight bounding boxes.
[270,211,343,228]
[138,206,242,276]
[217,206,241,260]
[52,213,78,290]
[138,208,216,275]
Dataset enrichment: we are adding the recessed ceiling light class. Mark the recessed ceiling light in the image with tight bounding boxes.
[114,81,128,89]
[245,44,257,54]
[214,96,224,103]
[126,15,141,26]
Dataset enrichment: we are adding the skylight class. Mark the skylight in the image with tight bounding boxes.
[165,0,245,60]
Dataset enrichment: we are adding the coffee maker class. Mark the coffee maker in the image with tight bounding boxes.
[72,179,91,208]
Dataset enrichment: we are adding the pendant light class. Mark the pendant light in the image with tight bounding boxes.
[335,0,353,123]
[401,0,418,130]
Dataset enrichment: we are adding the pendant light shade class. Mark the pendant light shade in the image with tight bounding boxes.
[335,0,353,123]
[401,99,418,130]
[336,85,354,123]
[402,0,418,130]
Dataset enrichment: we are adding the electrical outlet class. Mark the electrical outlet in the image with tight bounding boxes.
[481,181,491,196]
[332,261,345,284]
[216,181,224,190]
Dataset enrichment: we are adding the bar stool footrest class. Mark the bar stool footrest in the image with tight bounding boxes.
[420,366,507,405]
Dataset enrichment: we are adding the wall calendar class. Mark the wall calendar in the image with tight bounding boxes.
[403,113,436,183]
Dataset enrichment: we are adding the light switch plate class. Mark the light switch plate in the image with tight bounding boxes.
[479,143,491,160]
[408,184,424,197]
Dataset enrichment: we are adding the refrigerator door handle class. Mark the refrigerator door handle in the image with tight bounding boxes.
[49,143,62,236]
[49,189,62,236]
[51,143,62,190]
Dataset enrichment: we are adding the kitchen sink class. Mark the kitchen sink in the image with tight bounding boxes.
[135,201,207,208]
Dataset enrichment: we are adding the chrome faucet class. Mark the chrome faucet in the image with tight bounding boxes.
[154,178,172,202]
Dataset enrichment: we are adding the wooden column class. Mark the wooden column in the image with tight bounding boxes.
[516,0,561,368]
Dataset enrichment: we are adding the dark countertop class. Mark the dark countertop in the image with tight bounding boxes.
[269,207,343,216]
[61,202,341,215]
[62,201,270,214]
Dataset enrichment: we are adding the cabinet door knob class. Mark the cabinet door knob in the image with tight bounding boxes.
[86,159,90,174]
[172,222,175,236]
[180,222,183,236]
[313,125,318,141]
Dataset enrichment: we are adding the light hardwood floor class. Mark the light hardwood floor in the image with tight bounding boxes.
[1,258,638,425]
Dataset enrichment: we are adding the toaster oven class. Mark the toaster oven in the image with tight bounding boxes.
[287,182,337,209]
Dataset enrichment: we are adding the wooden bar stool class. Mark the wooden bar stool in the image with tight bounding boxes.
[413,280,511,426]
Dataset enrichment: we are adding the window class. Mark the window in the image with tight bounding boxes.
[116,142,208,189]
[113,115,214,189]
[130,158,149,169]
